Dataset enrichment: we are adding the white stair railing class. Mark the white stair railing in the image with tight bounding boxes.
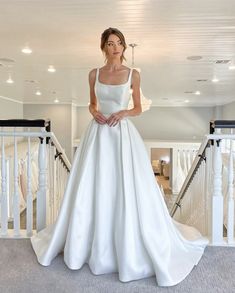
[0,119,71,238]
[171,136,210,235]
[171,120,235,246]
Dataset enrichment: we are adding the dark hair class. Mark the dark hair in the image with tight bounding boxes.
[100,27,127,63]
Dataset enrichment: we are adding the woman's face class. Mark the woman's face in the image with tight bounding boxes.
[105,34,124,59]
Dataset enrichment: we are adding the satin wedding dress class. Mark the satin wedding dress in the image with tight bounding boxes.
[31,68,208,287]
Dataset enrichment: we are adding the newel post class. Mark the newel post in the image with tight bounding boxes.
[211,137,224,245]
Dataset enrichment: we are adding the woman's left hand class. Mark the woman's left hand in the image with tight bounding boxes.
[106,110,128,127]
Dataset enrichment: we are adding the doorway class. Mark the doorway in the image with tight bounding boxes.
[150,148,172,196]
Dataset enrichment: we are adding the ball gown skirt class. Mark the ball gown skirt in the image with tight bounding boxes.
[31,117,208,287]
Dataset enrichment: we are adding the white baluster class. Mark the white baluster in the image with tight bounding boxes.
[211,136,224,245]
[227,135,234,244]
[1,134,8,236]
[8,156,14,221]
[26,135,33,236]
[36,135,47,232]
[53,146,57,222]
[47,142,53,225]
[56,158,59,217]
[45,143,50,226]
[6,158,11,220]
[13,134,20,236]
[204,145,212,237]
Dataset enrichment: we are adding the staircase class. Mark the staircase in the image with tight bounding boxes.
[171,120,235,246]
[0,119,71,238]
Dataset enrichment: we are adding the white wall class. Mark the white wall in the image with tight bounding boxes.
[76,106,92,138]
[129,106,214,141]
[0,98,23,119]
[23,104,73,161]
[222,101,235,120]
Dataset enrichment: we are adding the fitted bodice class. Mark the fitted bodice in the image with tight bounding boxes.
[95,68,132,115]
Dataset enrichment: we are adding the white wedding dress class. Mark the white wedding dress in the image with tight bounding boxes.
[31,68,208,287]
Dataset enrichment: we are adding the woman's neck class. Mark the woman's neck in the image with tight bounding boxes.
[105,60,123,71]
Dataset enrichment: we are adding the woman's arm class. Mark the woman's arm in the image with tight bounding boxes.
[126,68,142,116]
[88,69,107,124]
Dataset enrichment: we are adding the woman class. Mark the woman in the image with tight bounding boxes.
[31,27,208,287]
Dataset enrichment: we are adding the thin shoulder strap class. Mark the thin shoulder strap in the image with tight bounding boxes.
[128,68,133,84]
[96,68,99,83]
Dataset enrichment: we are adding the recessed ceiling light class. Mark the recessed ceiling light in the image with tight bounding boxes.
[35,90,42,96]
[54,98,59,103]
[184,99,190,103]
[229,64,235,70]
[21,46,32,54]
[48,65,56,73]
[6,74,14,84]
[212,77,219,83]
[195,91,201,95]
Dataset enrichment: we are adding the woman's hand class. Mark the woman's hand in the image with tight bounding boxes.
[92,110,107,124]
[106,110,128,127]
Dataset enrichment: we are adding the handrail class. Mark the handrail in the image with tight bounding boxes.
[210,120,235,134]
[170,132,235,217]
[0,131,71,171]
[170,135,210,217]
[0,119,50,128]
[50,132,71,171]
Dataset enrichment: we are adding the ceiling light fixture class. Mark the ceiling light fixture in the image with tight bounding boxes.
[48,65,56,73]
[184,99,190,103]
[35,90,42,96]
[212,77,219,83]
[21,46,32,54]
[195,91,201,95]
[6,73,14,84]
[229,64,235,70]
[54,98,59,103]
[128,43,152,112]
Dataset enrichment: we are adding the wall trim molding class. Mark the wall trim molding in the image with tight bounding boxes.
[0,95,23,104]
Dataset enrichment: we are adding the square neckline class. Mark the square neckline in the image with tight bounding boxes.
[96,68,132,86]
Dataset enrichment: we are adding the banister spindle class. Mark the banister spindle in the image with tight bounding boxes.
[26,133,33,236]
[36,135,47,232]
[13,132,20,236]
[227,134,234,244]
[1,133,8,236]
[211,134,224,245]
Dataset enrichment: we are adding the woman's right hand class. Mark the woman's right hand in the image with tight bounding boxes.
[92,111,107,124]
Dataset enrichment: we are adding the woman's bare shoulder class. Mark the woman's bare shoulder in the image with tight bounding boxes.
[88,68,97,82]
[132,68,140,75]
[132,68,140,82]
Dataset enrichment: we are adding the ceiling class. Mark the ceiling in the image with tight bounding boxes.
[1,0,235,107]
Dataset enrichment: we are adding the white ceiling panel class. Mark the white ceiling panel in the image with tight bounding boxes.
[0,0,235,106]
